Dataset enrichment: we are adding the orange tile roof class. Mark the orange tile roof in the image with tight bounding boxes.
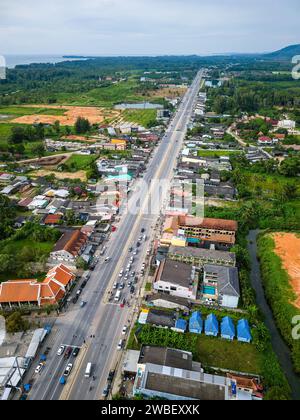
[0,264,75,307]
[44,214,62,225]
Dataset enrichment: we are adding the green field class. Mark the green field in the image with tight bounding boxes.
[0,106,67,117]
[62,154,98,171]
[122,109,157,128]
[197,150,243,157]
[55,80,155,107]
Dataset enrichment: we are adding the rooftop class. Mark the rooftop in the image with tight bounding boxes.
[204,264,240,297]
[157,259,195,289]
[138,346,193,370]
[169,246,236,265]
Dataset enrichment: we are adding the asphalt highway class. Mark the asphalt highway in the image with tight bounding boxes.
[28,69,204,400]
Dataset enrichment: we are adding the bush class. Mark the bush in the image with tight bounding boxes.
[5,312,30,333]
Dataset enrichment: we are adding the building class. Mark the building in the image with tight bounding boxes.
[173,319,187,333]
[163,216,238,248]
[50,229,88,264]
[205,314,219,337]
[278,119,296,130]
[153,259,199,301]
[202,265,240,309]
[147,294,191,312]
[221,317,236,341]
[237,319,252,343]
[168,246,236,267]
[0,265,75,309]
[189,311,203,334]
[146,309,176,329]
[133,346,236,400]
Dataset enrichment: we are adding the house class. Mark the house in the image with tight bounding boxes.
[278,120,296,130]
[43,214,62,226]
[189,311,203,334]
[258,136,273,146]
[146,309,176,329]
[0,265,75,309]
[153,259,199,301]
[50,229,88,264]
[147,294,191,312]
[221,317,236,341]
[205,314,219,337]
[237,319,252,343]
[202,265,240,309]
[133,346,238,400]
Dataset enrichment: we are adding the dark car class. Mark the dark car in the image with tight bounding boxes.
[73,347,80,357]
[72,296,78,304]
[81,281,87,289]
[136,242,141,248]
[107,370,115,382]
[130,286,135,294]
[141,228,145,233]
[64,347,72,359]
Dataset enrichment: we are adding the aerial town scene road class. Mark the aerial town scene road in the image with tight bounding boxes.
[0,0,300,405]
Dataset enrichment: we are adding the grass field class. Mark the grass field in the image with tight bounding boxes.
[197,150,243,157]
[55,80,153,107]
[62,154,98,171]
[122,109,157,128]
[0,106,67,117]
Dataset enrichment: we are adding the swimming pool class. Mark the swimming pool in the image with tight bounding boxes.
[203,286,216,295]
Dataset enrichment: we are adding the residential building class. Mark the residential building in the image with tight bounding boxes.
[153,259,199,301]
[168,246,236,267]
[50,229,88,264]
[147,294,191,312]
[202,264,240,309]
[163,215,238,247]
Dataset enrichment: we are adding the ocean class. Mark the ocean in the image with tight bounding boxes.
[3,55,87,69]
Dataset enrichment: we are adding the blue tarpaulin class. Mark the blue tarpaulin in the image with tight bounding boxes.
[174,318,187,333]
[237,319,252,343]
[221,316,236,340]
[189,311,203,334]
[205,314,219,337]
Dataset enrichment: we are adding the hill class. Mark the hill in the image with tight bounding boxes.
[263,44,300,61]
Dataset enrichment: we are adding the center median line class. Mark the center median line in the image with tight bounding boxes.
[59,343,90,401]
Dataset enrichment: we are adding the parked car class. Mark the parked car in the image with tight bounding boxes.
[122,326,127,335]
[57,346,65,356]
[64,363,73,377]
[117,340,124,350]
[80,301,87,308]
[107,370,115,382]
[113,282,118,290]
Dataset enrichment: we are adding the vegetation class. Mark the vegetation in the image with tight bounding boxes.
[258,234,300,373]
[75,116,91,134]
[0,222,60,281]
[122,109,158,128]
[5,311,30,333]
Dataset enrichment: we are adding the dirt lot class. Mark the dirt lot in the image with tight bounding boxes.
[150,86,187,99]
[11,105,121,126]
[273,232,300,308]
[32,169,87,181]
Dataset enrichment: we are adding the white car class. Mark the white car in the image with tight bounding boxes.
[64,363,73,377]
[113,282,118,290]
[119,270,123,277]
[117,340,124,350]
[35,363,43,374]
[57,345,65,356]
[105,257,111,263]
[122,326,127,335]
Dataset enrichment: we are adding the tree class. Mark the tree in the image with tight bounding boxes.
[6,312,30,333]
[9,126,25,144]
[75,117,91,134]
[76,257,88,270]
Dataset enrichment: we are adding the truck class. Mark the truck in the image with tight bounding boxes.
[85,362,92,378]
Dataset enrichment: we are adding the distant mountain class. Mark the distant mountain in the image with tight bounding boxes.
[263,44,300,60]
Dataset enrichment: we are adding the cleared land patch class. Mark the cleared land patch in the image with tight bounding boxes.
[273,232,300,308]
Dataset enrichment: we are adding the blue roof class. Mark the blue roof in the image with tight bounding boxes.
[237,319,252,342]
[189,312,203,333]
[205,314,219,335]
[221,316,236,338]
[175,318,187,331]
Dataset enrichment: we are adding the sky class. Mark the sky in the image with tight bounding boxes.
[1,0,299,56]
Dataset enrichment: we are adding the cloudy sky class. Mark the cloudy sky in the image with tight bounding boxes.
[1,0,299,55]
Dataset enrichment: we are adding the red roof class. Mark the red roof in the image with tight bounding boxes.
[44,214,62,225]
